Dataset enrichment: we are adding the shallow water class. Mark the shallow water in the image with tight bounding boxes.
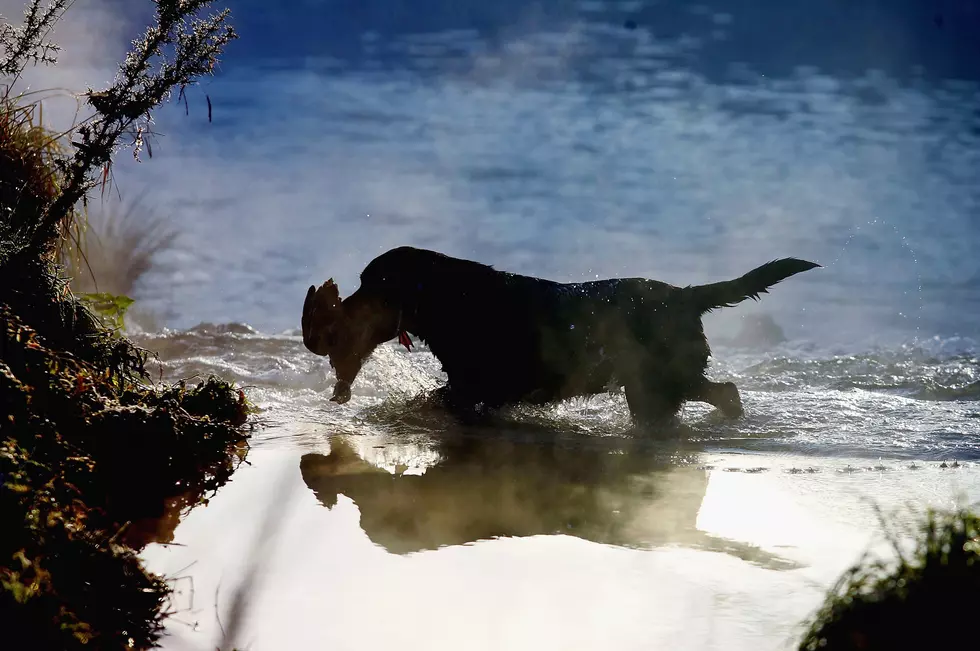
[47,0,980,647]
[140,437,980,651]
[134,328,980,462]
[132,325,980,649]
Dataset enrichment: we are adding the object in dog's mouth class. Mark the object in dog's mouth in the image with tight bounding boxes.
[331,380,352,404]
[398,330,413,351]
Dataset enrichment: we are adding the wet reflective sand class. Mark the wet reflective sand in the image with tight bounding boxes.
[141,426,980,651]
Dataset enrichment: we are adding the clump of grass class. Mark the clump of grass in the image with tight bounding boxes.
[798,506,980,650]
[0,95,65,255]
[60,195,179,299]
[59,194,178,333]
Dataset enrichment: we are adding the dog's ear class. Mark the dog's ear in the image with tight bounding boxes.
[302,285,317,343]
[304,285,316,314]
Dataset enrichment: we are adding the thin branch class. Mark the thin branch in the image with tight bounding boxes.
[7,0,238,252]
[0,0,76,85]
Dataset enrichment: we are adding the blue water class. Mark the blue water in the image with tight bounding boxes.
[85,0,980,460]
[107,0,979,335]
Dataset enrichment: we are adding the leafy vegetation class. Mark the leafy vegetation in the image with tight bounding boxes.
[77,291,136,331]
[798,506,980,650]
[1,1,248,648]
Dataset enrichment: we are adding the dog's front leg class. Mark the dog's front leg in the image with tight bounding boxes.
[694,380,744,419]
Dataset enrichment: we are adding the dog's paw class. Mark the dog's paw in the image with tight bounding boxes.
[330,380,352,404]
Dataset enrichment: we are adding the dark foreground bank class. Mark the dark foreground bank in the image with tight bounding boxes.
[1,1,251,648]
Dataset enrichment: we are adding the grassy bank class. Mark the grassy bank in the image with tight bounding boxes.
[1,1,250,648]
[797,506,979,650]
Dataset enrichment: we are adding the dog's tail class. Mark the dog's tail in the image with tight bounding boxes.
[685,258,821,314]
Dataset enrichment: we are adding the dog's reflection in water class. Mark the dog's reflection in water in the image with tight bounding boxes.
[299,432,799,570]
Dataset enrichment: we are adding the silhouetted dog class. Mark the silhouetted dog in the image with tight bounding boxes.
[302,246,819,424]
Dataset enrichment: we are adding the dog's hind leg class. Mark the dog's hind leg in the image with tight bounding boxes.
[694,379,744,419]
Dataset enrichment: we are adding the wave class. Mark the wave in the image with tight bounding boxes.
[724,345,980,402]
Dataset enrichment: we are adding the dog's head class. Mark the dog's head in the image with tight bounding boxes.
[302,279,357,403]
[302,279,396,404]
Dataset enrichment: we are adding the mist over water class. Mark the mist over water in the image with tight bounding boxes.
[101,2,977,341]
